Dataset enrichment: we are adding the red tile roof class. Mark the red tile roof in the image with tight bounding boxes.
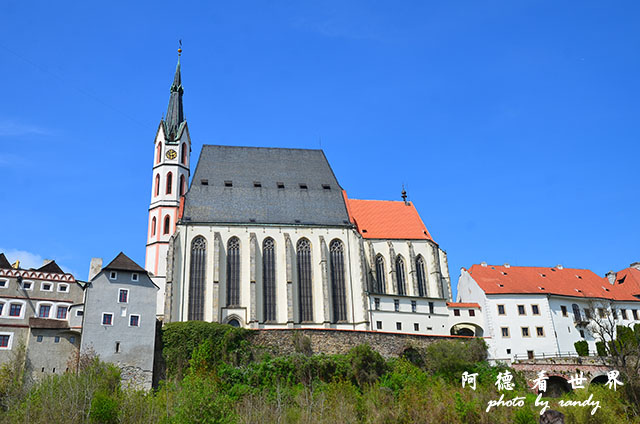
[468,264,640,302]
[447,302,481,309]
[346,196,433,241]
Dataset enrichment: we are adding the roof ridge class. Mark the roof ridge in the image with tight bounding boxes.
[201,144,324,153]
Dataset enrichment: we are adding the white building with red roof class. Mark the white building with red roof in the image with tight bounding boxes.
[457,262,640,361]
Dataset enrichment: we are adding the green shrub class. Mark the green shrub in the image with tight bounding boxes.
[574,340,589,356]
[348,344,387,386]
[596,341,607,356]
[90,391,119,424]
[423,338,487,381]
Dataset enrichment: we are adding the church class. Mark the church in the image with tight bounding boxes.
[145,56,468,335]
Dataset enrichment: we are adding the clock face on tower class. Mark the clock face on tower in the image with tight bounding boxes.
[166,149,177,160]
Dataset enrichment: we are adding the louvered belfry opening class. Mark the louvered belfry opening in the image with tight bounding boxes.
[330,239,347,322]
[227,237,240,307]
[188,236,206,321]
[297,238,313,322]
[375,254,386,294]
[262,238,276,322]
[396,255,406,295]
[416,255,427,297]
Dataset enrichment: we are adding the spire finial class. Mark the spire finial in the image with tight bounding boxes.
[178,39,182,57]
[401,185,408,205]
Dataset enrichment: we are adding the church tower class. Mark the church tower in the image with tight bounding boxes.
[145,51,191,316]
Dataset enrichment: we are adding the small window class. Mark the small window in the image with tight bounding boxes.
[54,336,60,343]
[9,304,22,317]
[561,305,568,317]
[57,306,68,320]
[527,350,534,359]
[118,289,128,303]
[506,348,511,354]
[36,335,43,342]
[41,283,52,292]
[428,301,434,314]
[376,321,382,330]
[38,305,51,318]
[102,313,113,326]
[70,336,76,344]
[622,309,628,320]
[394,299,399,312]
[58,283,69,293]
[0,303,3,315]
[129,315,140,327]
[115,341,120,353]
[224,180,233,188]
[453,309,460,316]
[253,182,262,188]
[411,300,417,313]
[374,298,380,310]
[532,305,540,315]
[427,326,433,331]
[109,271,117,280]
[414,323,419,331]
[517,305,526,315]
[497,304,505,315]
[0,335,10,348]
[521,327,530,337]
[536,327,544,337]
[22,281,33,290]
[200,179,209,186]
[163,215,171,234]
[322,184,331,190]
[0,279,7,288]
[598,308,605,318]
[501,327,510,338]
[277,182,285,189]
[633,309,638,320]
[299,183,308,190]
[584,308,592,319]
[579,330,585,338]
[131,273,139,282]
[396,322,402,331]
[469,309,475,317]
[76,310,84,317]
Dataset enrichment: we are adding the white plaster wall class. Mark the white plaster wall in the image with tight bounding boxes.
[368,294,450,334]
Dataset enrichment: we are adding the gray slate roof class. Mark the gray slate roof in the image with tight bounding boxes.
[183,145,352,227]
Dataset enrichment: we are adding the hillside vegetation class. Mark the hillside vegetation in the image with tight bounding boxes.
[0,322,638,423]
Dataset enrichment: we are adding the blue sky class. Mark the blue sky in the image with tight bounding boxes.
[0,1,638,297]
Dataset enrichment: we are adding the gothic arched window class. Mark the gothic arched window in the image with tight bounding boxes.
[181,142,187,165]
[297,238,313,322]
[166,172,173,194]
[262,238,276,322]
[163,215,171,235]
[375,254,386,294]
[151,217,156,236]
[330,239,347,322]
[226,237,240,307]
[156,142,162,164]
[188,236,206,321]
[396,255,406,296]
[154,174,160,197]
[416,255,427,297]
[180,175,186,196]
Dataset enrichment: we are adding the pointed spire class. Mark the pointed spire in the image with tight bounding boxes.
[164,43,185,142]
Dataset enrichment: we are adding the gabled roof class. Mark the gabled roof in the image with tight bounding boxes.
[37,260,64,274]
[467,264,640,302]
[0,253,12,269]
[346,197,433,241]
[182,145,351,227]
[103,252,147,273]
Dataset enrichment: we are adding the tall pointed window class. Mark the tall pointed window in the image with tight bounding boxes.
[154,174,160,197]
[166,172,173,194]
[181,142,187,164]
[156,142,162,164]
[330,239,347,322]
[180,175,186,196]
[262,238,276,322]
[375,255,386,294]
[226,237,240,307]
[297,238,313,322]
[188,237,206,321]
[416,255,427,297]
[396,255,406,296]
[163,215,171,235]
[151,217,156,236]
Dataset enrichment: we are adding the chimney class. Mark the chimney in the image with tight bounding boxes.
[630,262,640,270]
[88,258,103,281]
[605,271,616,285]
[503,263,510,268]
[556,264,563,270]
[480,262,488,267]
[42,259,53,266]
